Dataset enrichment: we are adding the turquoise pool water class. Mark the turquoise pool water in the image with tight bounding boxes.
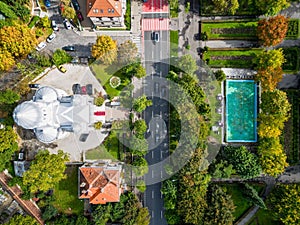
[226,80,257,142]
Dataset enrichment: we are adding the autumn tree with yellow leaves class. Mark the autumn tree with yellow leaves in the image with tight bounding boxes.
[92,35,118,65]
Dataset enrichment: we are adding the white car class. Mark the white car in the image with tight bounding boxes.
[63,19,71,30]
[36,42,47,51]
[46,33,56,43]
[51,20,59,31]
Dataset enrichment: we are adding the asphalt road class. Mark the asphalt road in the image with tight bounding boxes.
[143,29,170,225]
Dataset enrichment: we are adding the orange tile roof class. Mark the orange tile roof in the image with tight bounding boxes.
[79,167,122,204]
[86,0,122,18]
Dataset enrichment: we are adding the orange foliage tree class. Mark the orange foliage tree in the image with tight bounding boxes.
[255,66,283,92]
[257,15,289,47]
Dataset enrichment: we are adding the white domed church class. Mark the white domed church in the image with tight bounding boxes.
[13,86,105,143]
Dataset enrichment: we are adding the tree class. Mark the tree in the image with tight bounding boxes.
[257,15,289,47]
[136,180,146,192]
[223,146,262,179]
[255,66,283,92]
[133,63,146,78]
[129,137,148,156]
[0,127,18,153]
[52,49,72,66]
[258,114,284,138]
[0,23,37,58]
[133,95,152,112]
[268,184,300,225]
[214,69,226,82]
[118,40,138,64]
[211,0,239,15]
[0,50,15,71]
[257,0,290,16]
[178,54,197,75]
[92,35,118,64]
[210,160,235,178]
[62,6,76,19]
[132,157,148,176]
[133,119,147,138]
[254,49,285,70]
[23,150,69,193]
[0,1,17,19]
[42,204,58,221]
[4,214,38,225]
[204,185,235,225]
[94,96,105,106]
[94,121,102,129]
[258,138,288,177]
[242,183,266,209]
[0,89,20,105]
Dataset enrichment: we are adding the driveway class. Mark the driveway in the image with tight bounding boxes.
[35,64,107,161]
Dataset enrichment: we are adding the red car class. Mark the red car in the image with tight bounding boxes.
[81,86,86,94]
[77,10,84,22]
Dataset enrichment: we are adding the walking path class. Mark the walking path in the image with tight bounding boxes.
[0,171,43,225]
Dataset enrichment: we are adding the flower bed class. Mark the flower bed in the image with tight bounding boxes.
[109,76,121,88]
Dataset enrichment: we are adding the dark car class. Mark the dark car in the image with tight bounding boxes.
[72,0,80,10]
[62,45,75,51]
[29,84,40,89]
[72,83,81,94]
[76,10,84,22]
[79,133,89,142]
[86,84,93,95]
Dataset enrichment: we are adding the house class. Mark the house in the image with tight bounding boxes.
[86,0,126,28]
[78,161,124,204]
[13,161,30,177]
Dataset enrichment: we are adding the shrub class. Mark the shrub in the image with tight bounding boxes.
[109,76,121,88]
[52,49,72,66]
[201,32,208,41]
[214,70,226,82]
[136,180,146,193]
[28,16,40,28]
[94,121,103,129]
[95,96,105,106]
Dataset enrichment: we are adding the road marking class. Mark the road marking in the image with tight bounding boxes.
[152,191,154,199]
[161,170,163,178]
[152,51,154,58]
[152,151,154,159]
[161,191,163,199]
[160,151,163,159]
[161,210,163,218]
[152,211,154,218]
[152,111,153,117]
[152,170,154,178]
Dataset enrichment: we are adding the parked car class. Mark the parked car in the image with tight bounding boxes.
[58,65,67,73]
[72,83,81,94]
[86,84,93,95]
[46,33,56,43]
[79,133,89,142]
[62,45,75,51]
[51,20,59,31]
[81,86,87,94]
[45,0,50,7]
[29,84,40,89]
[71,57,79,63]
[76,10,84,22]
[72,0,80,10]
[36,42,47,51]
[63,19,71,29]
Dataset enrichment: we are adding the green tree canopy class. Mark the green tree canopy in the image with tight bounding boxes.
[133,119,147,138]
[92,35,118,65]
[0,89,20,105]
[178,54,197,75]
[204,185,236,225]
[62,6,76,19]
[211,0,239,15]
[257,0,290,16]
[268,184,300,225]
[132,156,148,176]
[223,146,262,179]
[129,137,148,156]
[254,49,285,70]
[0,127,18,153]
[23,150,69,193]
[242,183,266,209]
[4,214,38,225]
[52,49,72,66]
[133,95,152,112]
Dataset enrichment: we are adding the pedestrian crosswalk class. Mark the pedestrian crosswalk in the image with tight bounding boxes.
[132,35,142,55]
[142,18,169,31]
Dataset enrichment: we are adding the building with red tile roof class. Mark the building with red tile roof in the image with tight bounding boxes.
[86,0,126,27]
[78,161,124,204]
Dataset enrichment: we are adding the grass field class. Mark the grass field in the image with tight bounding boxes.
[221,183,265,221]
[203,49,262,68]
[170,30,179,57]
[53,165,84,215]
[201,21,258,39]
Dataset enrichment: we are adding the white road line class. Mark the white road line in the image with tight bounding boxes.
[161,210,163,218]
[161,191,163,199]
[161,170,163,178]
[160,151,163,159]
[152,110,154,117]
[152,51,154,58]
[152,170,154,178]
[152,190,154,199]
[152,211,154,218]
[152,151,154,159]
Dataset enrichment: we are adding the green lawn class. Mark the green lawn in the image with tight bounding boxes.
[203,49,262,68]
[90,63,131,99]
[53,165,84,215]
[170,0,178,18]
[201,21,258,39]
[86,132,121,161]
[221,183,265,222]
[170,30,179,58]
[247,208,281,225]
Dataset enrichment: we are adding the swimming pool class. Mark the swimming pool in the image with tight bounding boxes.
[226,80,257,142]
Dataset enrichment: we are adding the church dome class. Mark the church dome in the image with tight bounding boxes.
[35,86,58,102]
[13,102,43,129]
[35,127,58,143]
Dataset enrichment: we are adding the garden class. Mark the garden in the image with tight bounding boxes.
[203,49,262,68]
[286,19,300,39]
[282,89,300,165]
[282,47,300,73]
[201,20,258,40]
